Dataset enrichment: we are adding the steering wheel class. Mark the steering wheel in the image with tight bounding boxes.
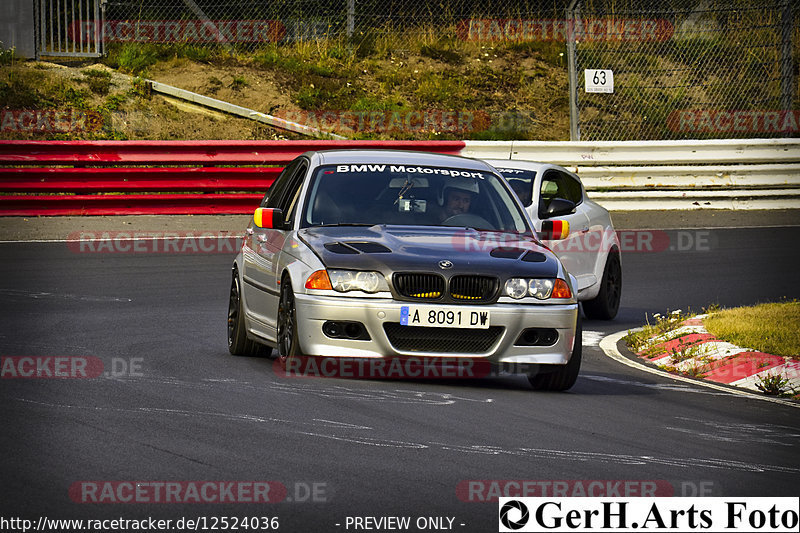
[441,213,494,230]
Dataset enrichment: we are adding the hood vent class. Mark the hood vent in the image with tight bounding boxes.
[324,242,359,254]
[521,251,547,263]
[347,241,391,253]
[489,248,547,263]
[489,248,524,260]
[324,241,392,254]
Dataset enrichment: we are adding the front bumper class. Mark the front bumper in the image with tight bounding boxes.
[293,294,578,365]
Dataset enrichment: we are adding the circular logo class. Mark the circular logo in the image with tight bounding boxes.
[500,500,530,530]
[438,260,453,269]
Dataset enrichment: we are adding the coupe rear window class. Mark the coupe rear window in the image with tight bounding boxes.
[301,164,530,233]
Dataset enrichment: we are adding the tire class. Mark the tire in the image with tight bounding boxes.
[528,314,582,391]
[582,250,622,320]
[228,268,260,356]
[277,276,303,368]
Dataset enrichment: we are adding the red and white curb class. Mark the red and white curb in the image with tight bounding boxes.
[599,327,800,409]
[637,315,800,394]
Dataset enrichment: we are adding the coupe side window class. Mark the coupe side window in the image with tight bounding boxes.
[539,170,583,216]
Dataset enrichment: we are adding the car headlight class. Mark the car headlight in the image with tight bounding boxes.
[328,270,388,293]
[504,278,572,300]
[504,278,529,299]
[529,278,554,299]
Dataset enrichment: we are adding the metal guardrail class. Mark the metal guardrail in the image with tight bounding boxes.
[148,81,348,140]
[462,139,800,210]
[0,140,466,165]
[0,167,281,192]
[0,140,466,216]
[0,139,797,215]
[574,164,800,189]
[462,139,800,165]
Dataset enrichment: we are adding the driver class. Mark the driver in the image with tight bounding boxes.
[508,178,532,207]
[438,179,479,222]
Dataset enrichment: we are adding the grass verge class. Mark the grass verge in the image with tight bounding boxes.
[704,301,800,360]
[622,302,799,398]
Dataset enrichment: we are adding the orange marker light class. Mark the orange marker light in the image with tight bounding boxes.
[551,279,572,299]
[305,270,333,290]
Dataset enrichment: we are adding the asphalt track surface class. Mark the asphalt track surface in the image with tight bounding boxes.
[1,226,799,532]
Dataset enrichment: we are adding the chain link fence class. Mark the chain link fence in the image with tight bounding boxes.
[102,1,569,44]
[570,0,798,140]
[66,0,800,140]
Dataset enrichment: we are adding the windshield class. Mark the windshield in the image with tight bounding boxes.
[494,167,536,208]
[301,164,530,233]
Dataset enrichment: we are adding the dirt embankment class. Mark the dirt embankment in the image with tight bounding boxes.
[0,41,569,141]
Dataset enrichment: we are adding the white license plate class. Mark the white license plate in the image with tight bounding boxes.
[400,306,490,329]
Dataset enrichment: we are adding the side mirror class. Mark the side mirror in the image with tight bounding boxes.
[542,198,576,218]
[253,207,285,229]
[539,219,570,240]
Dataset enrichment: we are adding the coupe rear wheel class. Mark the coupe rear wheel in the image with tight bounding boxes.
[528,314,582,391]
[228,269,259,356]
[277,278,303,368]
[582,251,621,320]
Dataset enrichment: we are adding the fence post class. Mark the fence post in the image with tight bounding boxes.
[347,0,355,38]
[99,0,106,56]
[566,0,580,141]
[780,0,794,112]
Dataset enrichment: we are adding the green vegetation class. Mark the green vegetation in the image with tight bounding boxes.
[82,68,113,95]
[230,76,249,91]
[15,14,792,142]
[243,32,569,139]
[0,64,148,140]
[103,43,224,76]
[622,302,799,398]
[0,68,78,109]
[755,372,795,396]
[704,301,800,359]
[0,43,15,66]
[0,31,570,140]
[622,309,694,354]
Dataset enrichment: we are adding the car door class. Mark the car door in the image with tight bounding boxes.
[242,158,308,336]
[534,168,595,291]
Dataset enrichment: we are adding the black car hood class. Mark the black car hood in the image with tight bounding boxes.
[299,225,560,278]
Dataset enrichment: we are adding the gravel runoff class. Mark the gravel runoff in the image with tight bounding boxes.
[0,210,798,241]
